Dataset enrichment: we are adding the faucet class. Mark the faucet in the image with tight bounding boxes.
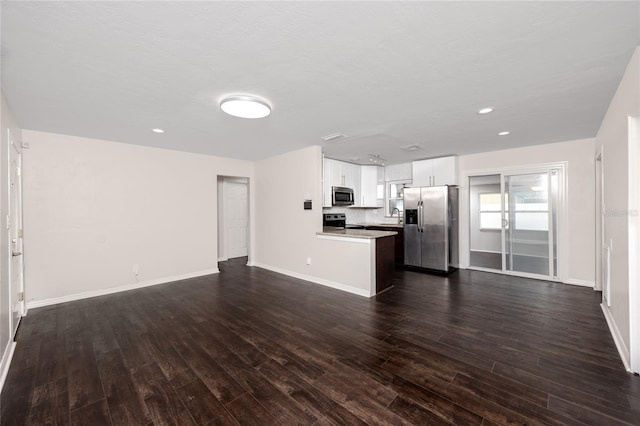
[391,208,402,225]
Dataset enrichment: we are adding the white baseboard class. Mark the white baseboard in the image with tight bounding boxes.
[601,303,631,372]
[252,262,372,298]
[26,268,220,310]
[563,278,595,288]
[0,341,16,395]
[218,257,228,262]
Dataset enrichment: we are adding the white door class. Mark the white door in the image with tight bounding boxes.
[225,182,248,259]
[9,135,24,338]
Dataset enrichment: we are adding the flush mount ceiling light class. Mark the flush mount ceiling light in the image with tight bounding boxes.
[498,131,511,136]
[220,95,271,119]
[151,128,165,133]
[477,107,494,115]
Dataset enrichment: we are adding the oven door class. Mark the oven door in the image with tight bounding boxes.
[332,186,354,206]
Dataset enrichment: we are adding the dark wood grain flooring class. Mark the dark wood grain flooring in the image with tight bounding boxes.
[2,257,639,425]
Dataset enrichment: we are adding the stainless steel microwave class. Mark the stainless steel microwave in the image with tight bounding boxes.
[332,186,354,206]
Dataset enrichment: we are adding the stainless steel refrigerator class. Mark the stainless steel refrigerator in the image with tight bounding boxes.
[404,185,459,273]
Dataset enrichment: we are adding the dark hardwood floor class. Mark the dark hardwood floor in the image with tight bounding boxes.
[2,257,639,425]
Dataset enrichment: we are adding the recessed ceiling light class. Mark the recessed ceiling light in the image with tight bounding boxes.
[498,131,510,136]
[220,95,271,119]
[477,107,494,115]
[152,128,164,133]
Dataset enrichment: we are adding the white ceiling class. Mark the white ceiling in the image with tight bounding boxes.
[2,2,638,165]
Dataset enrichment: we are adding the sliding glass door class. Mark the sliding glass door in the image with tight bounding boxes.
[469,167,562,280]
[469,174,503,270]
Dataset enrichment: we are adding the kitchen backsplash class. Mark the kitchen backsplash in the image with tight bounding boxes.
[323,207,401,225]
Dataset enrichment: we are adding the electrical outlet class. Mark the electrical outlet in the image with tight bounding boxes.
[133,264,140,274]
[306,257,311,265]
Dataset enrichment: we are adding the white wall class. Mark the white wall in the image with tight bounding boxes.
[0,92,23,386]
[22,130,254,304]
[459,137,596,285]
[595,47,640,368]
[254,146,374,296]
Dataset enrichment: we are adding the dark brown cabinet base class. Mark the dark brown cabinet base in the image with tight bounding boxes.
[366,225,404,265]
[375,235,395,294]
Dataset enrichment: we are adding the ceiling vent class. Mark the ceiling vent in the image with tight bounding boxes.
[321,133,348,142]
[401,143,423,152]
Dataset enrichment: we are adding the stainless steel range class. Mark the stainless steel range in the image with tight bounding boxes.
[323,213,365,230]
[323,213,346,231]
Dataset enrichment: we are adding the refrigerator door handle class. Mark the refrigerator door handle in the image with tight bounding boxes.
[418,200,424,232]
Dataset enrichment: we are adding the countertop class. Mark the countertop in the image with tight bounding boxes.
[349,222,404,229]
[317,229,398,239]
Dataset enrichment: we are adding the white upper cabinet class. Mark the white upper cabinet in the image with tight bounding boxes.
[359,166,383,207]
[323,158,333,207]
[384,163,412,182]
[412,156,458,187]
[322,158,360,207]
[322,158,381,208]
[342,161,361,193]
[432,156,457,186]
[323,158,345,207]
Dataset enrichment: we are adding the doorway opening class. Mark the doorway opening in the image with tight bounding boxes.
[468,164,565,281]
[217,176,249,266]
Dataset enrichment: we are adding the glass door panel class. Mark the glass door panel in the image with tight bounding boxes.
[469,174,502,270]
[504,172,553,276]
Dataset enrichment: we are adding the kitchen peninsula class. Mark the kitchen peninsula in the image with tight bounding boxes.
[317,228,397,295]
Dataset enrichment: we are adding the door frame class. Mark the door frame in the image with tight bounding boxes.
[217,175,250,264]
[8,131,25,337]
[595,147,607,297]
[628,115,640,373]
[462,162,568,283]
